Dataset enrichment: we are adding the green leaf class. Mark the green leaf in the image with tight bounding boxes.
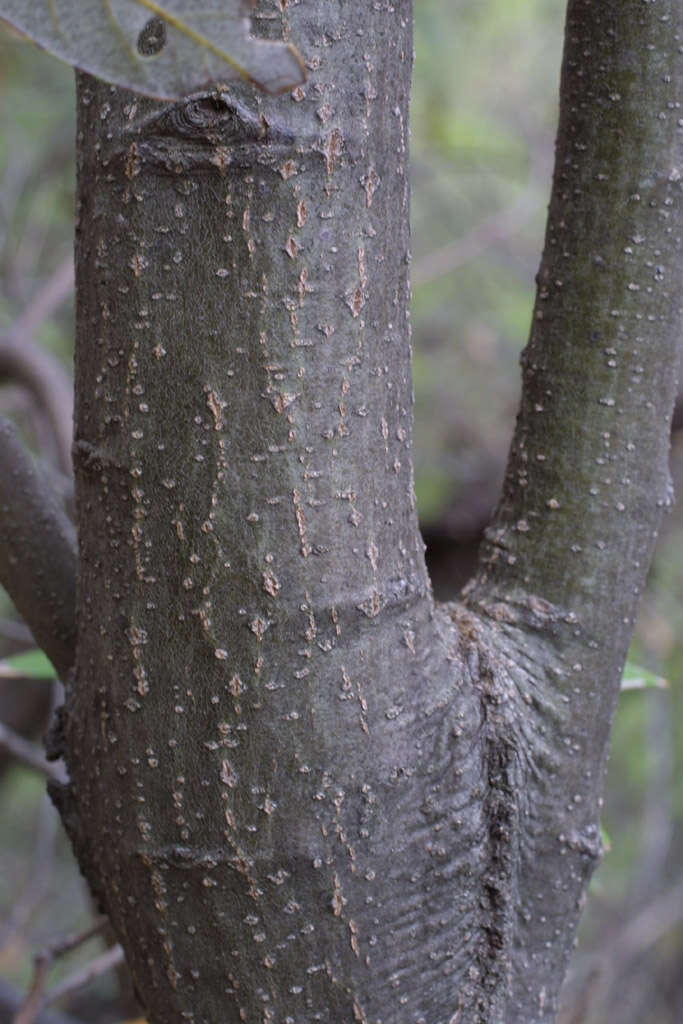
[621,660,668,691]
[0,1,306,98]
[0,648,57,679]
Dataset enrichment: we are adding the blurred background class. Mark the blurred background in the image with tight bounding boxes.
[0,1,682,1021]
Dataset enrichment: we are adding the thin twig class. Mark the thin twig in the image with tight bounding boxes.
[0,720,64,782]
[0,681,66,953]
[0,977,81,1024]
[0,617,34,644]
[412,148,551,288]
[0,791,59,953]
[42,918,109,962]
[10,258,74,343]
[0,257,74,475]
[43,945,125,1009]
[12,919,110,1024]
[563,873,683,1024]
[12,958,50,1024]
[612,873,683,964]
[412,188,541,287]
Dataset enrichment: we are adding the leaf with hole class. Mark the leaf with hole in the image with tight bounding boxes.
[0,1,306,97]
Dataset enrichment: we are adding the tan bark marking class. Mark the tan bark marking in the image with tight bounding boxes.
[279,159,297,180]
[125,142,139,181]
[129,250,148,277]
[324,128,343,175]
[210,146,230,174]
[220,759,237,788]
[363,166,380,207]
[292,489,311,557]
[262,568,280,597]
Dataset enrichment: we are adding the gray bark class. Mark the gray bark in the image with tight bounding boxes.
[51,1,681,1022]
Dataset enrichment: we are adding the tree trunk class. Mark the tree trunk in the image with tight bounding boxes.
[53,1,682,1021]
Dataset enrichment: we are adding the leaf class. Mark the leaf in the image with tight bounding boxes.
[0,648,57,679]
[0,1,306,98]
[621,660,668,691]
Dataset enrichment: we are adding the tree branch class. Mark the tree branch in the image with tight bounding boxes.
[41,945,124,1013]
[12,919,111,1024]
[0,720,65,781]
[0,417,76,679]
[0,257,74,476]
[412,147,550,287]
[460,0,683,1007]
[467,4,682,625]
[0,978,81,1024]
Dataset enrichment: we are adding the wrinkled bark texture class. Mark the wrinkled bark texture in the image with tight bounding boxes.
[55,1,682,1022]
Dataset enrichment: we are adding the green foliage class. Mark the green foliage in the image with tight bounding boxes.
[0,648,56,679]
[622,661,668,691]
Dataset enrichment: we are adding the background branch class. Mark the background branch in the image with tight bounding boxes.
[0,978,81,1024]
[0,721,64,782]
[0,417,76,679]
[0,258,74,476]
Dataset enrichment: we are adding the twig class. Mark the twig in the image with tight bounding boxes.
[12,919,110,1024]
[0,257,74,475]
[564,873,683,1024]
[12,957,51,1024]
[412,146,551,288]
[0,977,82,1024]
[0,617,34,644]
[45,918,110,961]
[0,680,64,953]
[0,720,64,782]
[10,258,74,343]
[631,674,673,896]
[612,873,683,964]
[0,791,58,952]
[412,186,541,288]
[43,945,125,1009]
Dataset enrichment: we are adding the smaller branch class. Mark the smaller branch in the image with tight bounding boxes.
[0,417,76,680]
[632,687,674,896]
[12,958,50,1024]
[42,918,109,962]
[0,774,60,953]
[0,721,65,782]
[565,873,683,1024]
[0,385,60,477]
[0,978,82,1024]
[412,188,541,288]
[612,874,683,965]
[412,148,550,288]
[0,618,34,645]
[43,945,125,1010]
[0,257,74,476]
[11,258,74,343]
[12,919,110,1024]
